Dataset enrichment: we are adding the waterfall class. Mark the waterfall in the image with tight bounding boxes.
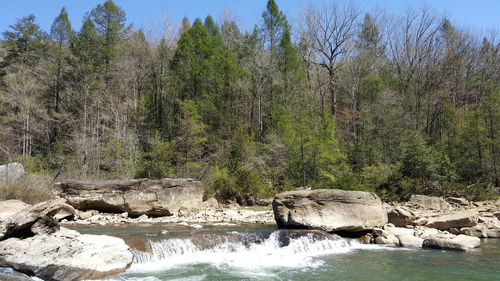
[130,230,372,272]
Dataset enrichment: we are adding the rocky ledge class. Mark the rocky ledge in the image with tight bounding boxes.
[57,178,204,217]
[0,199,133,281]
[62,205,275,226]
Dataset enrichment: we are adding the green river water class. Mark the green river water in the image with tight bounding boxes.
[1,223,499,281]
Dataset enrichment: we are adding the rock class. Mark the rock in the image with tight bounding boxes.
[399,235,424,248]
[383,225,415,237]
[358,234,372,244]
[30,217,59,235]
[54,204,77,221]
[120,212,129,219]
[0,271,35,281]
[77,210,98,220]
[374,234,399,246]
[446,197,469,206]
[485,229,500,238]
[414,226,439,239]
[0,200,30,222]
[412,217,429,226]
[201,197,219,209]
[493,211,500,220]
[478,216,500,229]
[58,178,204,217]
[480,212,494,217]
[407,195,452,211]
[0,163,25,181]
[425,210,479,230]
[122,236,152,253]
[461,224,488,238]
[0,198,75,240]
[373,228,389,238]
[256,198,273,206]
[0,227,133,281]
[423,234,480,252]
[387,207,415,227]
[273,189,387,232]
[137,214,148,221]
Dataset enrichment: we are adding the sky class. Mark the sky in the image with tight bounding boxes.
[0,0,498,35]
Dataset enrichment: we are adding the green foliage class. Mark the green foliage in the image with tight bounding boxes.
[175,100,208,177]
[88,0,127,67]
[314,115,350,186]
[2,14,46,68]
[262,0,287,51]
[0,1,497,205]
[400,134,457,181]
[50,7,73,43]
[137,132,173,179]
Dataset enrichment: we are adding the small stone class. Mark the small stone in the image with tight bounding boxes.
[446,197,469,206]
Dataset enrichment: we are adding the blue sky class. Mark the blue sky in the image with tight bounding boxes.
[0,0,498,35]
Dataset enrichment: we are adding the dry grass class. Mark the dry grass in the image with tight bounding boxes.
[0,175,54,204]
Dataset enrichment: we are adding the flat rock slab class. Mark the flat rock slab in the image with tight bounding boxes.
[425,210,479,230]
[398,235,424,248]
[0,228,133,281]
[407,195,452,211]
[57,178,204,217]
[0,200,30,222]
[423,234,480,252]
[273,189,388,232]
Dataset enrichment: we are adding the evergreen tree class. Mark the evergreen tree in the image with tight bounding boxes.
[261,0,287,53]
[1,14,46,69]
[88,0,127,70]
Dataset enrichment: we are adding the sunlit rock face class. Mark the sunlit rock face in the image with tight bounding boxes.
[273,189,388,232]
[57,178,204,217]
[0,227,133,281]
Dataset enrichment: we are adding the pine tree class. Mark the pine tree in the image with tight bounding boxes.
[1,14,46,69]
[261,0,287,53]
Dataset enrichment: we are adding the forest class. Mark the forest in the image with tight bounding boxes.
[0,0,498,203]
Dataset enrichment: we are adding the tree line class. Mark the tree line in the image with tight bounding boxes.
[0,0,498,203]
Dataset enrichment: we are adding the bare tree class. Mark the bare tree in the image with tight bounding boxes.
[300,0,360,117]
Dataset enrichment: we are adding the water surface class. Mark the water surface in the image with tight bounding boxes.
[73,223,500,281]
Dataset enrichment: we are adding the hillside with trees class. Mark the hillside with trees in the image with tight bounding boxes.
[0,0,498,203]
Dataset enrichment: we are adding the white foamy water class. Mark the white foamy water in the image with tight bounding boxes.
[130,231,383,273]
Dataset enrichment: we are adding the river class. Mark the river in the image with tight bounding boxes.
[1,223,499,280]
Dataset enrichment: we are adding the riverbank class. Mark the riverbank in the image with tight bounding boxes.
[62,206,275,226]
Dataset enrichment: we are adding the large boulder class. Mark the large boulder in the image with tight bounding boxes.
[407,195,452,211]
[0,163,25,181]
[387,207,415,227]
[0,228,133,281]
[58,178,204,217]
[0,200,30,222]
[0,198,75,240]
[425,210,479,230]
[423,234,480,252]
[272,189,388,232]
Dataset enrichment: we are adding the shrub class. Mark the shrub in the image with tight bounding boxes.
[0,175,54,204]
